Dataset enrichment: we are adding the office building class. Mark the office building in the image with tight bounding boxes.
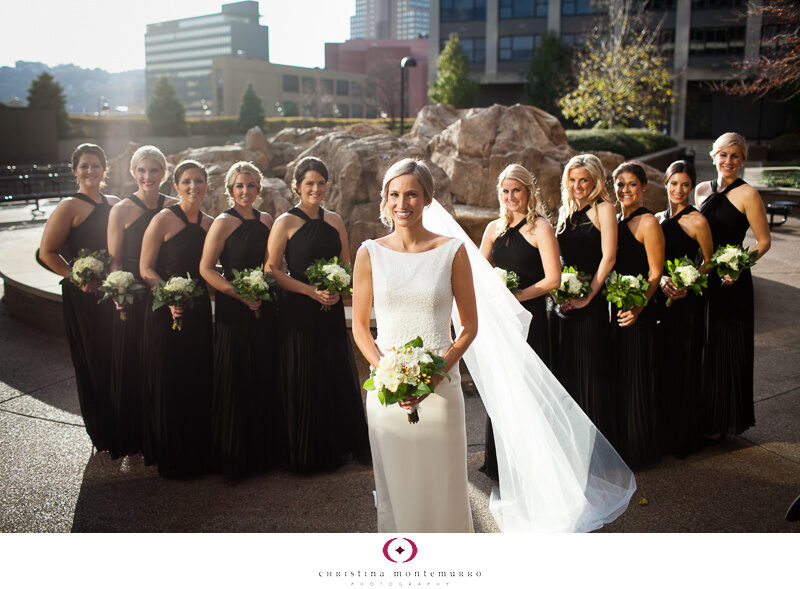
[429,0,789,139]
[350,0,430,40]
[145,1,269,116]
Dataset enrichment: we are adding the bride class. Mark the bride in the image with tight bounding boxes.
[354,158,636,533]
[352,158,477,533]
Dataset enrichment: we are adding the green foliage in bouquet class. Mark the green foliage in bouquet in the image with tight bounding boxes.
[98,270,148,320]
[230,267,276,318]
[66,248,112,289]
[552,266,592,303]
[305,256,353,310]
[664,256,708,307]
[707,244,758,282]
[604,270,650,309]
[151,273,206,330]
[494,267,520,291]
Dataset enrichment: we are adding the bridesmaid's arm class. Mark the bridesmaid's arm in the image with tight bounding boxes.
[479,219,499,264]
[107,202,128,272]
[742,186,771,261]
[139,214,167,288]
[38,200,75,279]
[563,202,617,311]
[352,245,381,368]
[200,215,259,310]
[516,219,561,302]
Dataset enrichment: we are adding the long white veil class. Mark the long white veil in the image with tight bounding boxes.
[424,199,636,532]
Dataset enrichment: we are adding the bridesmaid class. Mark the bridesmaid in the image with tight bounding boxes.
[199,161,280,480]
[140,160,214,478]
[655,160,713,457]
[38,143,120,452]
[266,156,370,474]
[696,132,771,439]
[611,162,664,469]
[106,145,176,458]
[478,163,560,479]
[550,154,618,444]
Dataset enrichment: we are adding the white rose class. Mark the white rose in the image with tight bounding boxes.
[105,270,135,291]
[676,265,700,286]
[562,273,582,295]
[73,256,104,275]
[621,275,641,289]
[165,276,193,293]
[494,267,508,284]
[246,271,267,289]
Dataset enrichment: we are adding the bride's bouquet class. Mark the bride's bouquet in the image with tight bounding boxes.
[604,271,650,310]
[151,273,206,331]
[708,244,757,283]
[98,270,148,320]
[664,256,708,307]
[305,256,352,311]
[230,266,276,318]
[363,336,450,424]
[552,266,592,303]
[494,267,520,291]
[67,249,112,290]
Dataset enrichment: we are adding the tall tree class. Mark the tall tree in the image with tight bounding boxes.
[237,82,265,132]
[559,0,673,130]
[428,33,479,109]
[27,71,71,137]
[146,76,187,136]
[524,31,574,119]
[711,0,800,101]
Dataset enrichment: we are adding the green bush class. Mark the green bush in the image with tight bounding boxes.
[762,170,800,189]
[566,129,677,159]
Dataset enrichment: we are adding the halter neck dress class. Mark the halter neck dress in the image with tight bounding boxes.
[277,206,369,474]
[656,205,704,457]
[59,193,115,452]
[612,206,660,469]
[699,178,756,435]
[211,207,282,479]
[142,204,212,478]
[109,193,166,457]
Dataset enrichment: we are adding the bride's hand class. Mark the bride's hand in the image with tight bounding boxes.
[399,393,430,409]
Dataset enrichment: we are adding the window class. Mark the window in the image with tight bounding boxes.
[691,0,745,9]
[499,35,540,61]
[351,81,360,95]
[535,0,548,17]
[499,0,532,19]
[352,104,363,118]
[282,75,299,93]
[441,0,487,22]
[562,0,596,16]
[336,104,350,118]
[689,26,745,56]
[302,77,316,94]
[321,78,334,94]
[441,36,485,63]
[560,33,585,47]
[336,80,349,96]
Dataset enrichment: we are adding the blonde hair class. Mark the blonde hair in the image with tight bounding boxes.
[710,132,748,160]
[129,145,167,178]
[556,154,609,234]
[224,161,263,206]
[379,158,435,228]
[496,163,543,230]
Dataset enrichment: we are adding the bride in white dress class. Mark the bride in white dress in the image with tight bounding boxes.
[352,158,477,533]
[354,158,637,534]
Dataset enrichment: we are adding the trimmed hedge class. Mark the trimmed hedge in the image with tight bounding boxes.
[566,129,677,159]
[66,115,390,139]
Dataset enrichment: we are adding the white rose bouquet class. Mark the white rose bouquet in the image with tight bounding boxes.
[708,244,757,283]
[494,267,520,291]
[67,248,112,290]
[230,267,276,318]
[552,266,592,303]
[98,270,148,320]
[664,256,708,307]
[151,273,206,331]
[363,336,451,424]
[305,256,353,311]
[604,271,651,310]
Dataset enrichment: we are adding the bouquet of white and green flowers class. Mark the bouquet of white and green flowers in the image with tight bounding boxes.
[708,244,758,283]
[230,267,276,318]
[151,273,206,331]
[494,267,520,291]
[67,248,112,290]
[664,256,708,307]
[305,256,353,311]
[98,270,148,320]
[604,271,651,310]
[552,266,592,303]
[363,336,451,424]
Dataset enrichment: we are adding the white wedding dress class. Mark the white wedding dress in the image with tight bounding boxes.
[364,238,474,533]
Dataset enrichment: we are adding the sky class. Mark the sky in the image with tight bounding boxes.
[0,0,354,72]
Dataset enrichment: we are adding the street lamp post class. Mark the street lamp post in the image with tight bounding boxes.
[399,56,417,135]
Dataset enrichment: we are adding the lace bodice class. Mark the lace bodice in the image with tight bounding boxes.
[365,238,461,352]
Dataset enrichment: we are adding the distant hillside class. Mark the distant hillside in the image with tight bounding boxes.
[0,61,145,115]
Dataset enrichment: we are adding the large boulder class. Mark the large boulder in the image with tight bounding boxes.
[256,177,294,219]
[272,127,330,149]
[407,103,462,144]
[105,142,141,198]
[242,126,271,172]
[169,144,244,169]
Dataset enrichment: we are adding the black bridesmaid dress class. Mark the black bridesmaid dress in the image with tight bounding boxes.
[59,193,115,452]
[551,205,616,443]
[656,206,703,458]
[482,218,552,479]
[142,204,212,478]
[699,178,755,435]
[278,206,370,474]
[612,207,659,469]
[109,194,165,458]
[212,207,282,480]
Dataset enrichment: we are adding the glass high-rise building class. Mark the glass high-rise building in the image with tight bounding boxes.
[145,1,269,116]
[350,0,430,40]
